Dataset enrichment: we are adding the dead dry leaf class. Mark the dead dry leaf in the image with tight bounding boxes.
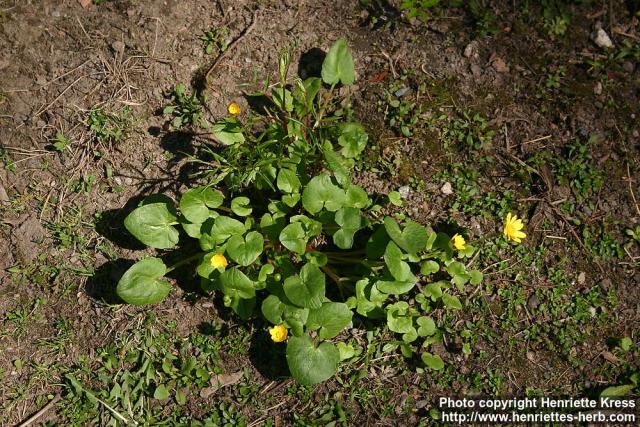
[199,371,243,398]
[78,0,91,9]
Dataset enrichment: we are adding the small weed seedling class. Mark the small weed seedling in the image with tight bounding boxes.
[200,27,229,54]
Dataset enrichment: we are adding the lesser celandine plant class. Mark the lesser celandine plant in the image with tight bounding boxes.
[115,39,483,385]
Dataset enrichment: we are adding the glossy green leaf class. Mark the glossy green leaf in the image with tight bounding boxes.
[124,202,179,249]
[469,270,483,285]
[230,196,252,216]
[283,263,326,309]
[116,258,171,305]
[277,168,301,194]
[333,207,362,249]
[261,294,285,324]
[384,241,414,282]
[321,38,355,85]
[227,231,263,266]
[286,335,340,386]
[416,316,436,337]
[383,218,429,254]
[386,302,414,334]
[421,352,445,370]
[345,184,370,208]
[307,302,353,339]
[179,187,223,223]
[337,342,356,361]
[219,267,256,298]
[279,222,308,254]
[442,293,462,309]
[212,118,245,145]
[420,260,440,275]
[210,216,246,243]
[338,123,368,158]
[301,174,345,214]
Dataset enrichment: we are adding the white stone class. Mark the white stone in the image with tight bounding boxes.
[592,29,614,49]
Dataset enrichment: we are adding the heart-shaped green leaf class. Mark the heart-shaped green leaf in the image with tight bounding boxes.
[469,270,483,285]
[210,216,246,243]
[333,207,362,249]
[420,260,440,275]
[277,168,302,194]
[231,196,252,216]
[366,225,390,259]
[416,316,436,337]
[338,123,368,158]
[384,241,414,282]
[383,218,429,254]
[355,279,387,318]
[283,263,325,309]
[336,342,356,361]
[124,201,179,249]
[302,174,345,214]
[179,186,223,223]
[212,118,245,145]
[345,184,370,208]
[386,301,414,334]
[117,257,171,305]
[307,302,353,339]
[282,193,300,208]
[286,335,340,386]
[279,222,308,254]
[283,305,309,337]
[442,293,462,309]
[321,38,355,85]
[218,267,256,298]
[421,352,445,370]
[261,294,285,324]
[423,281,444,300]
[227,231,263,266]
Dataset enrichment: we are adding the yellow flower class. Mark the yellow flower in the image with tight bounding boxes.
[503,212,527,243]
[269,324,288,343]
[451,233,466,250]
[227,102,241,116]
[210,253,228,269]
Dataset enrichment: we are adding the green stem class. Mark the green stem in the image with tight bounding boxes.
[165,252,205,274]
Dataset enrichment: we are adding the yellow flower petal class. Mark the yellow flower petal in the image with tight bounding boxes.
[227,102,241,116]
[451,233,466,250]
[210,253,228,269]
[503,212,526,243]
[269,325,288,343]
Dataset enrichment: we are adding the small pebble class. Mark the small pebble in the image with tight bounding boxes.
[441,182,453,195]
[593,82,602,95]
[398,185,411,199]
[394,87,410,97]
[592,28,614,49]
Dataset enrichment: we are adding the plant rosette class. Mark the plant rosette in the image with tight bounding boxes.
[115,39,483,386]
